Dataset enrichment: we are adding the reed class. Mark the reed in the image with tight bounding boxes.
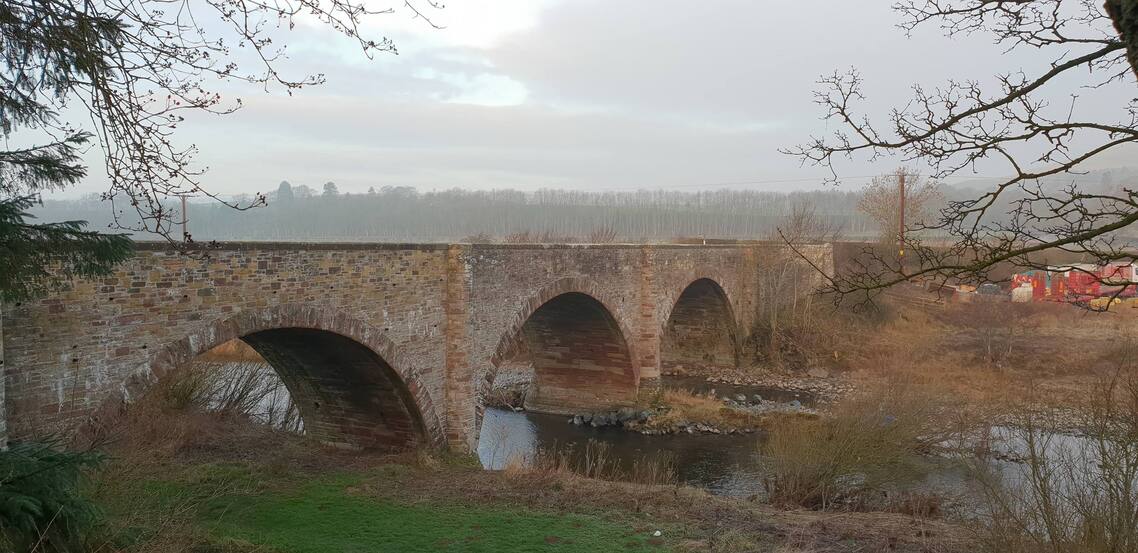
[510,440,677,487]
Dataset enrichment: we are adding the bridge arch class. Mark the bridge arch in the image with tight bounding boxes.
[486,277,639,415]
[660,277,740,372]
[127,304,444,449]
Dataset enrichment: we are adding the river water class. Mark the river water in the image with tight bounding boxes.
[478,407,770,495]
[473,377,1060,505]
[476,377,820,497]
[199,360,1094,505]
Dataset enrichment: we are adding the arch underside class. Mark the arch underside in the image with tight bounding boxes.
[241,328,426,450]
[661,279,738,371]
[139,305,442,450]
[513,292,638,415]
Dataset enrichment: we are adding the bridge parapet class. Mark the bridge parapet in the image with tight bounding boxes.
[1,241,833,451]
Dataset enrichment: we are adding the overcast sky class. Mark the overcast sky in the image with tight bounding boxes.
[65,0,1138,197]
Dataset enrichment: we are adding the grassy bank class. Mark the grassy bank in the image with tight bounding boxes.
[94,461,675,552]
[78,409,968,553]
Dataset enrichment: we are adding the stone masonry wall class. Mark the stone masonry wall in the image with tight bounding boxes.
[660,279,738,371]
[2,244,451,446]
[2,242,833,451]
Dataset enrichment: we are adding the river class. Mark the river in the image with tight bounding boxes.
[196,360,1094,507]
[476,376,820,497]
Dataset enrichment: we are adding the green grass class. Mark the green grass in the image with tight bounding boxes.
[98,463,669,552]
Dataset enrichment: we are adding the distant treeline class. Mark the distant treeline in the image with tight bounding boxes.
[34,186,878,242]
[32,167,1138,243]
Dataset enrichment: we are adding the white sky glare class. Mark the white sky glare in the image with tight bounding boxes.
[65,1,1138,197]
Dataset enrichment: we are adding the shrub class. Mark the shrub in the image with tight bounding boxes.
[0,442,103,552]
[158,361,301,432]
[761,382,943,510]
[511,440,677,486]
[970,370,1138,553]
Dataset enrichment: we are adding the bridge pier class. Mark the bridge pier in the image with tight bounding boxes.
[444,245,477,450]
[660,278,740,372]
[519,292,638,415]
[1,242,833,453]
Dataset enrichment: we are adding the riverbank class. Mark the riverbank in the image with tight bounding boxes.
[485,370,823,436]
[88,411,970,553]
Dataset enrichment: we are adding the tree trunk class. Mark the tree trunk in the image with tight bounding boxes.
[1106,0,1138,81]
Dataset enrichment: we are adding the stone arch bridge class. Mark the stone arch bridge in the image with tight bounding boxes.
[0,242,832,451]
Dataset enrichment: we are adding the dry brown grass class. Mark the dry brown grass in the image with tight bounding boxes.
[761,379,958,511]
[89,393,972,553]
[482,385,525,410]
[503,439,678,487]
[368,457,971,553]
[637,389,809,433]
[967,364,1138,553]
[819,298,1135,414]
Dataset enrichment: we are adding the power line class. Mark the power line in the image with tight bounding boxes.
[604,173,1009,191]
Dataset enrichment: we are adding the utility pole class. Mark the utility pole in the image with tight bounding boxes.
[898,168,906,262]
[179,194,190,242]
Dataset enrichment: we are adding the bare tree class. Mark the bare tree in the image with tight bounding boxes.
[777,201,844,244]
[784,0,1138,306]
[857,169,943,245]
[586,226,619,244]
[758,201,844,367]
[2,0,441,240]
[503,230,533,244]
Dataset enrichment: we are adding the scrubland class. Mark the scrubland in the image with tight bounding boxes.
[9,298,1138,552]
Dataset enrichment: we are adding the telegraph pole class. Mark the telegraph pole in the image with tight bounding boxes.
[178,194,190,242]
[898,169,906,262]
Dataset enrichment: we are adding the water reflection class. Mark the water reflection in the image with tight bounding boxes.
[478,407,767,496]
[477,376,826,496]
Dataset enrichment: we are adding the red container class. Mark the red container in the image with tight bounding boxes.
[1050,273,1067,300]
[1068,270,1101,297]
[1100,263,1138,297]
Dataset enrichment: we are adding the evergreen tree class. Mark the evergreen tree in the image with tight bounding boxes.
[277,181,295,203]
[0,441,103,552]
[0,0,437,237]
[0,79,132,301]
[0,196,132,303]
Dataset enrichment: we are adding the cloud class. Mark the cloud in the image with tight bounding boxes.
[62,0,1138,199]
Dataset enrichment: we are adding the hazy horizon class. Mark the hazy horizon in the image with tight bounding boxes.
[37,1,1138,200]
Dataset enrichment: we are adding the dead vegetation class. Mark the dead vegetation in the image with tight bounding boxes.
[966,358,1138,553]
[196,338,265,362]
[81,366,972,553]
[481,384,525,411]
[762,296,1138,415]
[505,439,677,487]
[761,380,963,512]
[370,450,971,553]
[636,388,809,433]
[157,360,301,432]
[501,226,622,244]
